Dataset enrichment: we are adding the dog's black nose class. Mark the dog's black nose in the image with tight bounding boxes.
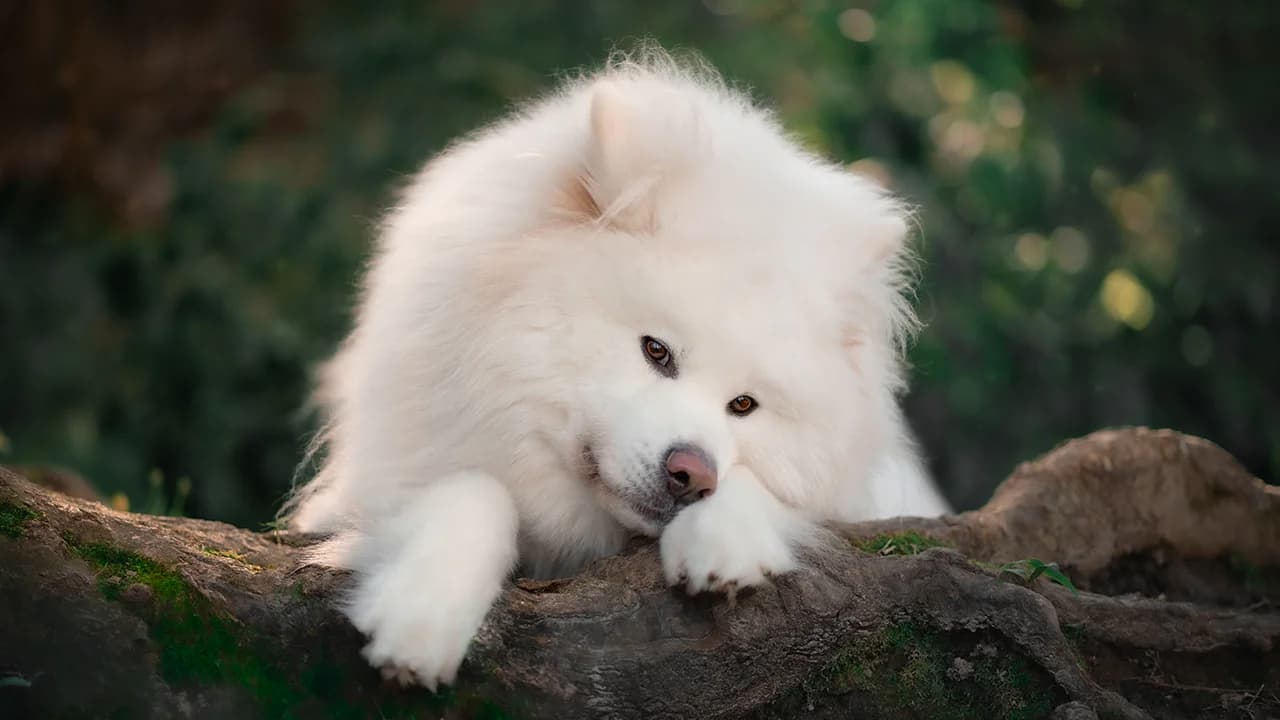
[664,445,717,504]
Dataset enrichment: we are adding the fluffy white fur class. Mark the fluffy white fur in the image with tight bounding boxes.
[286,48,950,690]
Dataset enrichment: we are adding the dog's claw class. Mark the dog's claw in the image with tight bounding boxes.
[379,662,449,692]
[380,663,420,688]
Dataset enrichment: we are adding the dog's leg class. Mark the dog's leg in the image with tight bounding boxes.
[343,471,518,691]
[659,467,811,596]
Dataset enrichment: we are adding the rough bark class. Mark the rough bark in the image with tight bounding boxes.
[1,427,1277,720]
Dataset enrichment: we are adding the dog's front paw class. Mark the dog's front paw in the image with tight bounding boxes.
[347,587,488,692]
[659,497,797,597]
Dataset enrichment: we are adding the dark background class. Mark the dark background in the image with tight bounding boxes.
[2,0,1276,528]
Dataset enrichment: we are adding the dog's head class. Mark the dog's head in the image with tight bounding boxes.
[530,68,918,535]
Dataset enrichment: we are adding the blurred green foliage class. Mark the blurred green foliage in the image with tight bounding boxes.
[1,0,1276,526]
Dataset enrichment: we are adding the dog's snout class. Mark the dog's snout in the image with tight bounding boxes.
[664,445,717,504]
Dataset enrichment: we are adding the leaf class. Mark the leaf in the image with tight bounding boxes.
[1035,562,1080,595]
[1000,558,1079,595]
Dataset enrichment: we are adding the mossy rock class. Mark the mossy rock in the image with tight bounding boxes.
[65,537,510,719]
[812,622,1061,720]
[0,500,39,538]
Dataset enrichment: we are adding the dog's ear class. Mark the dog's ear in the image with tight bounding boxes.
[557,80,703,230]
[848,179,913,271]
[840,184,918,368]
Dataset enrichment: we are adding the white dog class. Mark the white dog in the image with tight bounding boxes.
[286,48,950,690]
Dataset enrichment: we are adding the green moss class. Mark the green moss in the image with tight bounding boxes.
[202,546,248,561]
[68,539,317,717]
[201,546,264,572]
[73,542,187,602]
[816,622,1057,720]
[70,542,268,683]
[855,531,949,556]
[67,537,515,718]
[0,501,40,538]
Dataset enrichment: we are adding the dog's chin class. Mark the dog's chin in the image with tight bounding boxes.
[581,445,674,536]
[596,491,668,537]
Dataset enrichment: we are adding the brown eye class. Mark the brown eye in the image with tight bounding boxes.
[641,336,676,377]
[728,395,757,416]
[642,337,670,364]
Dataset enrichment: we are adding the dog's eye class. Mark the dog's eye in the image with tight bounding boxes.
[641,336,676,376]
[642,337,670,365]
[728,395,758,416]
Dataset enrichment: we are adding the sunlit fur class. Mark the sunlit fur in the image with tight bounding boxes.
[285,46,950,689]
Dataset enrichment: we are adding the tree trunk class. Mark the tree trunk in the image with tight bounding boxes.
[1,427,1277,719]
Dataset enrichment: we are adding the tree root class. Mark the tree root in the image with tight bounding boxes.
[1,428,1276,719]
